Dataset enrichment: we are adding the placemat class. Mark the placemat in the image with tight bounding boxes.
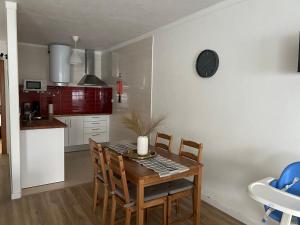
[107,143,189,177]
[106,143,137,154]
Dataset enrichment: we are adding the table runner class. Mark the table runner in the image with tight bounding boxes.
[107,144,189,177]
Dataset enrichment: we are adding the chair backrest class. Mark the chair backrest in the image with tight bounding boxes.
[179,139,203,163]
[105,149,131,204]
[155,132,173,152]
[277,162,300,190]
[89,138,108,186]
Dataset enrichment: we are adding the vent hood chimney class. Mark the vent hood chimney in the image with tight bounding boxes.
[49,44,71,86]
[78,49,107,86]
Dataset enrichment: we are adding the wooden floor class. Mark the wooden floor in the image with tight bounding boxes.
[0,155,244,225]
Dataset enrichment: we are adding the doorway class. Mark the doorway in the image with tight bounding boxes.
[0,59,7,154]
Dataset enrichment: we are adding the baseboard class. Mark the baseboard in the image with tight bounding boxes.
[201,193,257,225]
[11,192,21,200]
[65,145,89,152]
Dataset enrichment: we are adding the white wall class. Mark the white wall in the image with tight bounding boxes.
[0,40,11,155]
[149,0,300,224]
[102,37,153,142]
[6,1,21,199]
[18,43,101,86]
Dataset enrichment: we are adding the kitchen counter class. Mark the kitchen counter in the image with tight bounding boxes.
[54,113,111,117]
[20,118,67,130]
[20,118,65,188]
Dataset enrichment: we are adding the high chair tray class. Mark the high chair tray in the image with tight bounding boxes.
[248,177,300,217]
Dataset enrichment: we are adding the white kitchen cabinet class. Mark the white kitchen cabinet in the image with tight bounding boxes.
[83,115,109,144]
[84,132,107,144]
[55,115,109,149]
[68,116,84,146]
[84,126,106,133]
[83,120,107,128]
[84,115,107,122]
[20,128,64,188]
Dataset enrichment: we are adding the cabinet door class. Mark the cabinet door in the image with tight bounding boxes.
[84,132,108,144]
[69,116,83,146]
[55,117,69,147]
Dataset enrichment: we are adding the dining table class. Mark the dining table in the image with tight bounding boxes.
[107,145,203,225]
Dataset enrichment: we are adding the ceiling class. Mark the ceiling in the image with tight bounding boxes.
[0,0,224,50]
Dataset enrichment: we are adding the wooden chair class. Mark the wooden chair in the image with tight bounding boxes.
[144,132,172,223]
[89,138,109,225]
[105,149,169,225]
[167,138,203,225]
[155,132,173,153]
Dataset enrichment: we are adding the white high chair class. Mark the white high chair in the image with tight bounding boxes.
[249,177,300,225]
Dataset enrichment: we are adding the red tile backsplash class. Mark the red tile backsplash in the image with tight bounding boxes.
[19,86,112,116]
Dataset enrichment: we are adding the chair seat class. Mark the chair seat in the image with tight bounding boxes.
[144,183,169,201]
[168,179,194,195]
[114,183,169,206]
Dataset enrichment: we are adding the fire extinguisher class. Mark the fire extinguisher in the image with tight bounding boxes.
[116,73,123,103]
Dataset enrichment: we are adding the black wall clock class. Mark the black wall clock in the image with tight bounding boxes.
[196,50,219,78]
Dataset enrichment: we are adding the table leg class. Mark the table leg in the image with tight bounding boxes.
[137,180,145,225]
[193,167,202,225]
[280,213,292,225]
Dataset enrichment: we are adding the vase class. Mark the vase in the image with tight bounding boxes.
[137,136,148,156]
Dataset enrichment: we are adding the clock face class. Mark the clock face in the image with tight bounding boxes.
[196,50,219,78]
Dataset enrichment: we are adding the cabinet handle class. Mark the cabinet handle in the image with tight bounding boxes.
[70,120,72,128]
[92,134,100,137]
[92,128,100,131]
[92,123,100,125]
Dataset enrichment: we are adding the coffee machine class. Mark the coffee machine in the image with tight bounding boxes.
[23,102,31,121]
[32,101,40,117]
[23,101,40,120]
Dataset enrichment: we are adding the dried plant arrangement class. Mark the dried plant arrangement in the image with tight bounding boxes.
[122,111,165,136]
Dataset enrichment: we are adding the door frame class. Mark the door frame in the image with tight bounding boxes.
[0,60,7,154]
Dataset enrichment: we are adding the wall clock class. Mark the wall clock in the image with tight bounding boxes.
[196,50,219,78]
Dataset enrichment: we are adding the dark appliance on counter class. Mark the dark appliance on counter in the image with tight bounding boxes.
[24,102,31,121]
[23,101,41,120]
[32,101,41,117]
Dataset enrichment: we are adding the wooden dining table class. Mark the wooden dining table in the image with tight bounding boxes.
[117,146,204,225]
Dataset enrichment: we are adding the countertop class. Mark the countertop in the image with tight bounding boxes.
[20,118,67,130]
[54,113,111,117]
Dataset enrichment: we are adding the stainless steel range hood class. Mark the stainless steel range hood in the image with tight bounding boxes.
[78,49,107,86]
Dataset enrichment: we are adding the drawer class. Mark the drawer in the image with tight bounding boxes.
[84,115,108,122]
[84,120,107,128]
[84,132,107,144]
[84,126,106,134]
